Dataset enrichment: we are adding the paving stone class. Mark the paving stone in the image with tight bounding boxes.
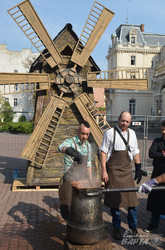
[0,175,164,249]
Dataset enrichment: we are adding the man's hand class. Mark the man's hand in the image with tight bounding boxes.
[101,169,109,183]
[134,163,142,184]
[162,150,165,157]
[138,179,158,194]
[65,147,83,164]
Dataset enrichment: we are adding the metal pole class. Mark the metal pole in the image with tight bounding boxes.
[86,186,165,197]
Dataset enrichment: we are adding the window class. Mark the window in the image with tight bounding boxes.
[131,56,136,65]
[5,98,9,102]
[111,58,113,70]
[131,36,135,44]
[129,29,137,44]
[14,98,18,106]
[14,70,18,73]
[15,84,18,91]
[151,60,154,67]
[129,99,136,115]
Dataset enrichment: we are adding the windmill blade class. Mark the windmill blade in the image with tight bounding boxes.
[87,68,149,90]
[8,0,62,68]
[0,73,51,95]
[21,95,66,167]
[74,93,111,147]
[71,1,114,68]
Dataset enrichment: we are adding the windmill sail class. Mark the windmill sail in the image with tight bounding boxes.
[0,73,50,95]
[21,95,66,166]
[87,68,149,90]
[8,0,62,68]
[74,93,111,147]
[71,1,114,67]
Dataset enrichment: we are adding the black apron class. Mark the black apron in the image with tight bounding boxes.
[104,129,138,208]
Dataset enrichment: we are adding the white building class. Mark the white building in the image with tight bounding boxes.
[106,24,165,118]
[153,46,165,116]
[0,44,39,122]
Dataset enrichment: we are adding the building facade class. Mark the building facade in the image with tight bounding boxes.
[153,46,165,116]
[106,24,165,117]
[0,44,39,122]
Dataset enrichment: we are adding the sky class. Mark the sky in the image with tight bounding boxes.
[0,0,165,70]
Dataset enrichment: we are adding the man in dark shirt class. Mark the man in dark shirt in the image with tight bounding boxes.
[141,120,165,232]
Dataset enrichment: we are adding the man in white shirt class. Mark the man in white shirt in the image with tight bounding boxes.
[100,111,142,240]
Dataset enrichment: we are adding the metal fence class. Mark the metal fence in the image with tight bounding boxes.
[0,111,165,180]
[106,114,165,173]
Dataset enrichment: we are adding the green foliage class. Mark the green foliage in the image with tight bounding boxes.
[0,122,33,134]
[0,97,14,122]
[98,107,106,111]
[19,115,27,122]
[0,122,9,132]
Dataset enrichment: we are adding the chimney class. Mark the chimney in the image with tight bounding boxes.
[140,24,145,32]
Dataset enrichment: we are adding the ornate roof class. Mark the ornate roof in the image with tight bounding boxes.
[115,24,165,46]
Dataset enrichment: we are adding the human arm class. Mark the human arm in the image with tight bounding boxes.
[149,138,165,159]
[155,173,165,184]
[100,151,109,183]
[99,129,113,183]
[133,152,140,164]
[65,147,83,164]
[87,166,92,181]
[58,140,83,164]
[86,143,92,180]
[133,153,142,184]
[138,178,158,194]
[138,173,165,194]
[59,146,67,153]
[129,130,142,184]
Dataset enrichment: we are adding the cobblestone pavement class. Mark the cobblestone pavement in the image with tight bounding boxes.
[0,175,165,250]
[0,133,165,249]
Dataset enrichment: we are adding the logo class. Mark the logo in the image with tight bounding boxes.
[121,230,163,247]
[121,229,149,246]
[150,234,162,247]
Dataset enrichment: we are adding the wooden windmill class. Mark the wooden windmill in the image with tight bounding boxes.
[0,0,148,186]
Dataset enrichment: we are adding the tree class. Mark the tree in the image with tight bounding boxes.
[0,97,14,122]
[22,54,39,107]
[22,55,38,72]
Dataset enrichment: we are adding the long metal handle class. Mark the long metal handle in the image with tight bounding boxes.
[86,186,165,197]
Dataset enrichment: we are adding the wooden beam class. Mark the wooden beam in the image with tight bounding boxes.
[0,72,50,84]
[87,68,149,90]
[0,73,51,95]
[87,79,149,90]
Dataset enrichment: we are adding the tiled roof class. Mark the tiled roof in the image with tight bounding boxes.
[116,24,165,47]
[143,33,165,46]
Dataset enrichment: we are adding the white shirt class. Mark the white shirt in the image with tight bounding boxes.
[100,126,140,161]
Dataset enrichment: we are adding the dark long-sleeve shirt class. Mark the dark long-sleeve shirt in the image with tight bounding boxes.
[147,137,165,214]
[149,137,165,178]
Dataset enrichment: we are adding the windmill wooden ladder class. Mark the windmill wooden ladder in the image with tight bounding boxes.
[8,0,62,68]
[21,95,66,167]
[0,73,50,95]
[75,93,111,147]
[71,1,114,67]
[87,68,149,90]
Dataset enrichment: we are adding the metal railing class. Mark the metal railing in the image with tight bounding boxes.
[100,114,165,174]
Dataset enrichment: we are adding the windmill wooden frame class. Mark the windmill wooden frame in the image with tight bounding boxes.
[0,0,148,186]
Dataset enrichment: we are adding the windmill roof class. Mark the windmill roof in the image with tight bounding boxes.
[30,23,100,72]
